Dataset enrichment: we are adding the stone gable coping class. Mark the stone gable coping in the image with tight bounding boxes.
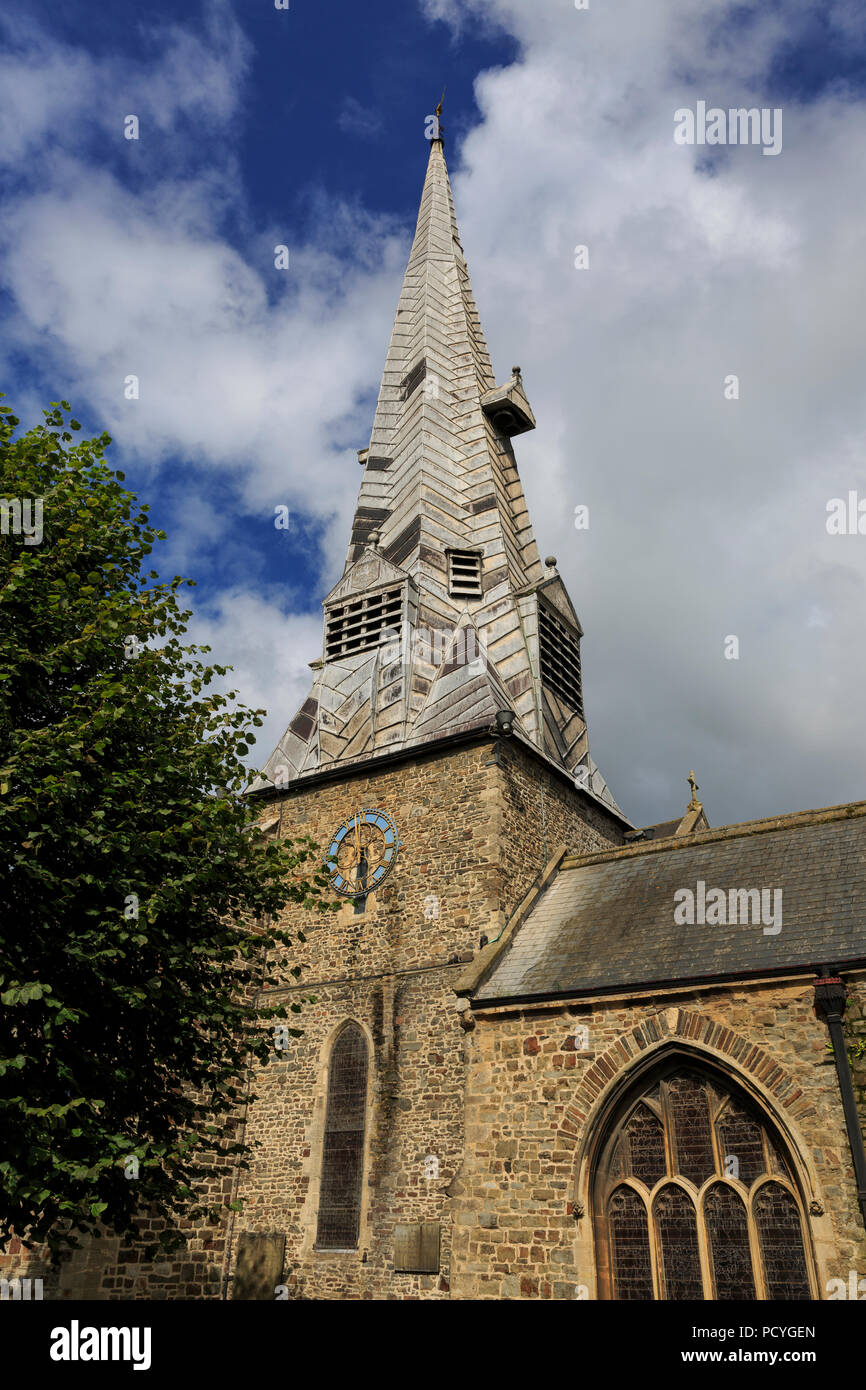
[562,798,866,870]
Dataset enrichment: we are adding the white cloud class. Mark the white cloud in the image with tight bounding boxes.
[0,10,411,583]
[0,2,249,165]
[184,592,323,777]
[337,97,384,138]
[2,168,403,520]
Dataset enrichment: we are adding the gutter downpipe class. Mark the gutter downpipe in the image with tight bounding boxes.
[814,968,866,1231]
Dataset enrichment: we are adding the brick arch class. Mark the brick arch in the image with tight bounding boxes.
[558,1007,825,1220]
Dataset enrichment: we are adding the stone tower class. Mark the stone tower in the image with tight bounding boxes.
[224,134,631,1299]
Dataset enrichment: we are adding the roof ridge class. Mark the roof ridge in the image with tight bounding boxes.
[562,799,866,869]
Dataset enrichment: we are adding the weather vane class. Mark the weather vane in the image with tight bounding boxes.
[435,88,445,138]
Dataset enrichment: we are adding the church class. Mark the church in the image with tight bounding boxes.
[228,133,866,1301]
[9,132,866,1302]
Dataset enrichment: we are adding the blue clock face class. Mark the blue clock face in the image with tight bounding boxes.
[326,809,399,897]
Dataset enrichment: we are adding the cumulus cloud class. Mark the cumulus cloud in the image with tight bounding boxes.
[0,1,249,167]
[0,7,411,587]
[0,166,405,526]
[184,593,323,775]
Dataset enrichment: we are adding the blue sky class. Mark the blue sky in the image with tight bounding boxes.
[2,0,866,826]
[1,0,516,603]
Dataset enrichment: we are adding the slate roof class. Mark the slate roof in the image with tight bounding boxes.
[642,818,682,839]
[471,803,866,1002]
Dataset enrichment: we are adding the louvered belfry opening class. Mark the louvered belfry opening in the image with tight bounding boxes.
[594,1064,813,1300]
[537,599,584,716]
[324,585,403,661]
[448,550,482,600]
[316,1023,369,1250]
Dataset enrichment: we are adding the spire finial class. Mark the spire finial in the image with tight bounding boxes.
[434,88,445,140]
[687,769,700,810]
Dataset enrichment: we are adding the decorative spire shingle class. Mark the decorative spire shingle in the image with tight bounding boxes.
[256,135,625,822]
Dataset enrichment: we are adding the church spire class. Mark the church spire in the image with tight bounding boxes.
[346,133,543,596]
[256,131,625,822]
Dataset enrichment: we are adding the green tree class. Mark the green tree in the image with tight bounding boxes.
[0,399,330,1257]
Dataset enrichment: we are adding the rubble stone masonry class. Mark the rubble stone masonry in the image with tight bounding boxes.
[448,979,866,1299]
[7,737,864,1299]
[1,735,622,1299]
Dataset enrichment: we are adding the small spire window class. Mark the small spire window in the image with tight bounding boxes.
[538,599,584,716]
[324,586,403,660]
[447,550,482,600]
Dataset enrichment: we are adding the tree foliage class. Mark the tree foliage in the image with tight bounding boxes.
[0,399,330,1256]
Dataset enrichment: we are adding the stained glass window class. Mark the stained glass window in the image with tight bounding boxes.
[596,1065,812,1300]
[718,1098,766,1187]
[315,1024,368,1249]
[625,1104,667,1187]
[668,1073,715,1187]
[755,1183,811,1300]
[609,1186,654,1300]
[705,1183,756,1300]
[655,1186,703,1300]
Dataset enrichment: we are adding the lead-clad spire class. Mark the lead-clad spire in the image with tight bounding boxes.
[255,134,625,822]
[348,135,541,592]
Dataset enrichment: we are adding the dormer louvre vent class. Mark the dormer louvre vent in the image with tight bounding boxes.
[448,550,482,600]
[325,586,403,660]
[400,358,427,400]
[538,600,584,716]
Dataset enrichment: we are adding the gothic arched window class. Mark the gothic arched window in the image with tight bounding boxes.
[315,1023,369,1250]
[594,1064,813,1300]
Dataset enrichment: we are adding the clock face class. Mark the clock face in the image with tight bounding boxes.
[325,808,400,898]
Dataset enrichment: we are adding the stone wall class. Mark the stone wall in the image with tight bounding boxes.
[225,734,623,1299]
[7,736,865,1303]
[448,977,866,1299]
[2,733,622,1300]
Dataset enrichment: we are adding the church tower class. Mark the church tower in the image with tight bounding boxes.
[230,134,631,1300]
